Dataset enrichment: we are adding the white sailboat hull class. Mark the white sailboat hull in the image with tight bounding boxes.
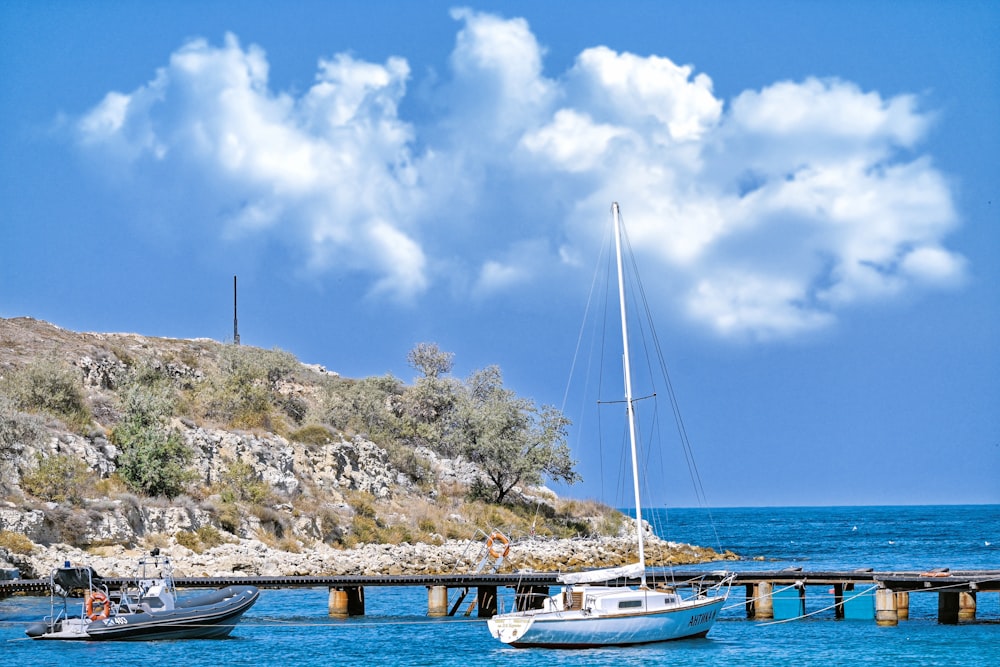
[488,591,725,648]
[485,203,731,649]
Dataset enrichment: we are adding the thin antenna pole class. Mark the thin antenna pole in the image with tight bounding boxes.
[233,275,240,345]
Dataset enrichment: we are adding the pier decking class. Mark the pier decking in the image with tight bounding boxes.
[3,569,997,625]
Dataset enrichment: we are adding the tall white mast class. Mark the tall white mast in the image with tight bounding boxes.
[612,202,647,587]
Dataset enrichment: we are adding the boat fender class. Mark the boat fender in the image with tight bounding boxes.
[486,531,511,559]
[86,591,110,621]
[25,621,50,637]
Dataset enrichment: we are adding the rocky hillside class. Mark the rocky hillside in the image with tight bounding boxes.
[0,317,734,578]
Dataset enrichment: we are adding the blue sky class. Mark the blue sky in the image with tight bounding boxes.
[1,1,997,508]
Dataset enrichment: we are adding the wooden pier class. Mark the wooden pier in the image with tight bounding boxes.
[3,569,997,625]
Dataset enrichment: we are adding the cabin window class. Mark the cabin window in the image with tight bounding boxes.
[618,600,643,609]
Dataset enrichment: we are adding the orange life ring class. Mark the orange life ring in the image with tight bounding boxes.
[486,531,510,559]
[86,591,110,621]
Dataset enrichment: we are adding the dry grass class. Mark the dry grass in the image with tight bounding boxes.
[0,530,35,554]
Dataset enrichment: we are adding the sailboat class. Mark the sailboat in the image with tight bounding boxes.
[487,202,733,648]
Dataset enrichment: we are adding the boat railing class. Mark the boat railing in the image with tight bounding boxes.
[132,552,178,596]
[42,563,113,631]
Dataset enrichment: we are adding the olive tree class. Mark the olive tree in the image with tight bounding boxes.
[458,366,580,503]
[407,342,454,378]
[396,343,463,454]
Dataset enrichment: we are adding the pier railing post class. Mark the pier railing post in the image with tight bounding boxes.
[875,587,898,626]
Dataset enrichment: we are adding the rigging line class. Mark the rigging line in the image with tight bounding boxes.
[614,210,670,550]
[618,215,723,551]
[562,217,613,504]
[560,225,611,416]
[622,228,700,504]
[614,214,688,560]
[614,419,630,515]
[596,224,617,502]
[621,223,722,552]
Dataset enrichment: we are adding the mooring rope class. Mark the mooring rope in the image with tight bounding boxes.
[721,581,802,612]
[754,585,875,626]
[739,573,1000,625]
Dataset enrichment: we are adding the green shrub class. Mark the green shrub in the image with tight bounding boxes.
[219,459,269,504]
[112,383,193,499]
[320,375,402,442]
[0,397,46,494]
[174,530,201,552]
[174,525,227,553]
[196,525,226,549]
[20,452,94,504]
[348,515,379,545]
[114,424,192,499]
[465,477,495,503]
[3,359,90,430]
[0,395,45,455]
[217,502,241,534]
[348,491,377,519]
[290,424,335,446]
[383,443,433,486]
[203,345,300,430]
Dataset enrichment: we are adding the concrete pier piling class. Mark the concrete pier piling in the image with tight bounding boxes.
[875,588,898,626]
[427,585,449,617]
[895,591,910,620]
[959,591,976,621]
[329,586,365,618]
[746,582,773,619]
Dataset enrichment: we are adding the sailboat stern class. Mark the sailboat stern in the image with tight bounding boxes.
[487,614,535,645]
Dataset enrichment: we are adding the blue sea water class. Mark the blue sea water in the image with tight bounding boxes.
[2,505,998,666]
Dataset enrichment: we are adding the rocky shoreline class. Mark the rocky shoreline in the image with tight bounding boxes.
[3,532,737,582]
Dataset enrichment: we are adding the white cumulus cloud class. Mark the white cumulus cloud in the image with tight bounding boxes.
[73,10,965,339]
